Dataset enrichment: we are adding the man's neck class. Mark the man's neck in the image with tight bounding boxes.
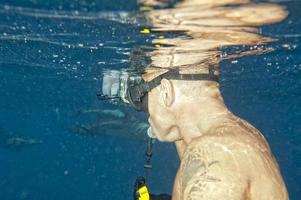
[177,97,233,144]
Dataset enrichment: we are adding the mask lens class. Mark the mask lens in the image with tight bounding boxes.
[102,70,121,98]
[100,70,148,112]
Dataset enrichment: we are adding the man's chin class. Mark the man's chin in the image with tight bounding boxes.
[148,122,179,142]
[156,133,178,142]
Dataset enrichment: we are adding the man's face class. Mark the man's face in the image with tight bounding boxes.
[147,86,180,142]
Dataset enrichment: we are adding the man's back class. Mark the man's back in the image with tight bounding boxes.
[172,116,288,200]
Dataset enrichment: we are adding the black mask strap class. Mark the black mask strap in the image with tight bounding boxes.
[143,65,219,92]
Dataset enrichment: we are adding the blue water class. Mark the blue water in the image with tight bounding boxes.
[0,0,300,200]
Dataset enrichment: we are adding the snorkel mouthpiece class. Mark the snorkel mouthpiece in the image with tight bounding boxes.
[147,127,156,139]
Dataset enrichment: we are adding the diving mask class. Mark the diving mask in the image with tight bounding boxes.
[98,67,219,112]
[98,70,149,112]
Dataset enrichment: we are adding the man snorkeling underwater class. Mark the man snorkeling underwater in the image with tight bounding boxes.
[99,0,289,199]
[100,64,288,200]
[144,68,288,200]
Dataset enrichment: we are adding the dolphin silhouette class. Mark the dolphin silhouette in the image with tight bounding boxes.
[70,108,149,141]
[0,128,43,151]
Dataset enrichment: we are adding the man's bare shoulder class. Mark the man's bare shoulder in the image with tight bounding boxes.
[207,117,272,153]
[174,118,287,200]
[176,135,252,200]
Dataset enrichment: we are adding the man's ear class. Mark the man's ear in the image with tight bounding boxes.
[160,78,174,107]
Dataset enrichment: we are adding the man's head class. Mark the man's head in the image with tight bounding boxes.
[144,67,221,142]
[99,64,221,142]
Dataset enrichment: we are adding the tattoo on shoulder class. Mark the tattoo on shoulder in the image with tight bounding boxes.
[180,145,221,199]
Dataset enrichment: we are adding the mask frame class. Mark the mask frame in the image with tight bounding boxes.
[98,66,219,112]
